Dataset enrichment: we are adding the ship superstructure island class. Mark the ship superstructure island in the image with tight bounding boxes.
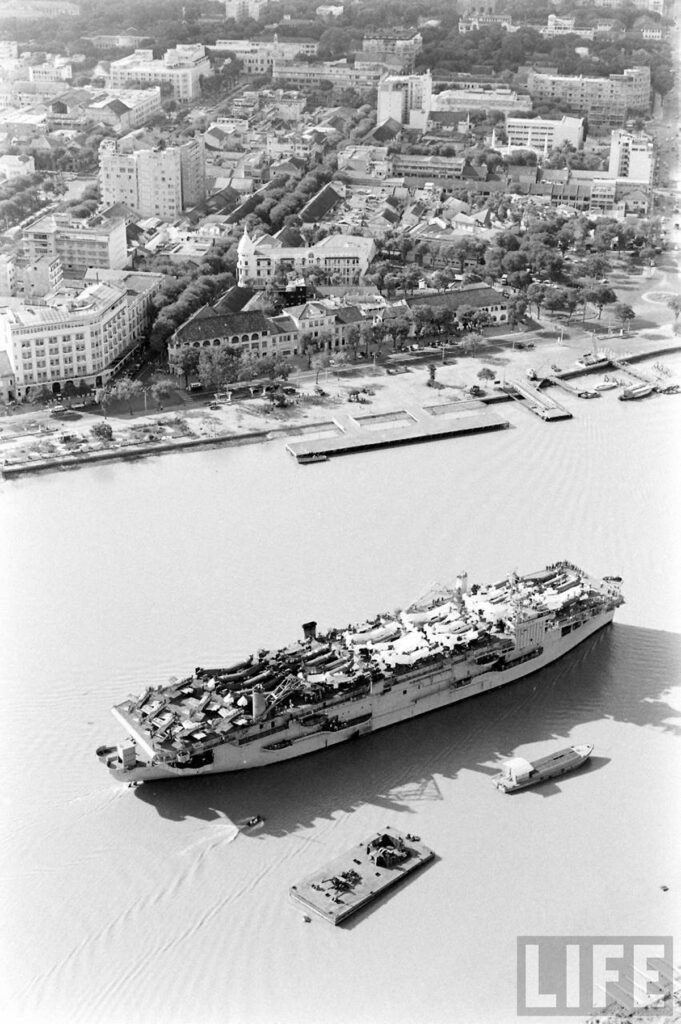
[98,563,623,783]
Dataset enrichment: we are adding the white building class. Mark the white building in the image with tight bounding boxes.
[0,253,17,295]
[0,153,35,179]
[505,116,585,153]
[316,5,344,17]
[224,0,267,20]
[432,86,532,116]
[0,272,163,395]
[608,130,654,182]
[109,45,211,101]
[377,71,432,130]
[23,212,128,273]
[99,135,206,220]
[237,227,376,287]
[211,36,317,74]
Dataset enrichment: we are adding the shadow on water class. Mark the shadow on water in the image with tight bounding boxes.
[133,624,680,834]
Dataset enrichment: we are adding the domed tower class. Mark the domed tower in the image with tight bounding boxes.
[237,225,256,285]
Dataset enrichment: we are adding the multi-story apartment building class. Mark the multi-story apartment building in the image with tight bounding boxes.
[23,213,128,273]
[458,15,513,33]
[23,255,63,300]
[85,34,151,49]
[28,61,72,84]
[225,0,267,20]
[432,86,532,116]
[99,134,206,220]
[271,59,383,94]
[361,28,423,72]
[0,253,17,295]
[505,115,585,152]
[236,227,376,287]
[0,271,163,395]
[211,35,318,74]
[526,66,651,129]
[109,45,211,101]
[608,130,655,182]
[377,71,432,130]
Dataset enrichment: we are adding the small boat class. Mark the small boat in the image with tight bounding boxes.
[576,354,609,370]
[577,390,600,399]
[297,453,329,464]
[594,379,617,392]
[492,744,593,792]
[619,384,653,401]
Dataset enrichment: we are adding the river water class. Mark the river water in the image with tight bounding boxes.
[2,375,680,1024]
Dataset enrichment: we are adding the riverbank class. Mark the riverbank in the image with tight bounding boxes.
[2,332,680,479]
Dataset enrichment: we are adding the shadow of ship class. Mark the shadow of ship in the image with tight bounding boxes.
[134,623,680,833]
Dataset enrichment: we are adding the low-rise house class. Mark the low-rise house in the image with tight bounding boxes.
[408,285,510,324]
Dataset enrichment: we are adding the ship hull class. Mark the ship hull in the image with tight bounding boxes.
[109,607,615,783]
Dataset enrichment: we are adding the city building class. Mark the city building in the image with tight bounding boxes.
[0,253,17,295]
[0,1,80,17]
[0,271,163,395]
[270,59,383,94]
[431,86,532,116]
[211,36,318,74]
[99,134,206,220]
[28,61,72,84]
[23,213,128,273]
[224,0,268,20]
[526,66,651,129]
[316,5,344,18]
[48,87,163,132]
[592,0,664,13]
[0,153,35,179]
[377,72,432,130]
[361,28,423,72]
[85,34,152,49]
[23,255,63,300]
[505,115,585,153]
[236,226,376,287]
[458,15,513,33]
[109,45,211,101]
[608,129,655,182]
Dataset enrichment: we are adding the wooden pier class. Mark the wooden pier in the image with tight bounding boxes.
[290,827,434,925]
[286,404,509,461]
[504,379,573,421]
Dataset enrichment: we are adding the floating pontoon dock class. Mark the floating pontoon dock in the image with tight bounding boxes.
[290,827,434,925]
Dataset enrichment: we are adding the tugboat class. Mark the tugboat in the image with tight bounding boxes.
[492,744,593,792]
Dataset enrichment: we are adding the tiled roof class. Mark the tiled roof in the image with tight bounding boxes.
[174,309,269,344]
[299,182,344,223]
[409,287,508,311]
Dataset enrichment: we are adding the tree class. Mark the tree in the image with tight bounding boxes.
[586,284,617,319]
[667,296,681,322]
[478,367,496,382]
[91,422,113,441]
[612,303,635,330]
[198,347,241,388]
[177,345,200,385]
[94,386,111,416]
[112,378,143,414]
[312,351,331,385]
[526,283,546,318]
[150,381,172,409]
[62,380,78,403]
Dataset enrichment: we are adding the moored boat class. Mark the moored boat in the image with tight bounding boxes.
[619,384,653,401]
[97,563,623,783]
[595,379,618,392]
[492,744,593,792]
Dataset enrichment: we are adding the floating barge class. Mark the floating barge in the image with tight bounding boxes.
[290,827,434,925]
[287,405,509,461]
